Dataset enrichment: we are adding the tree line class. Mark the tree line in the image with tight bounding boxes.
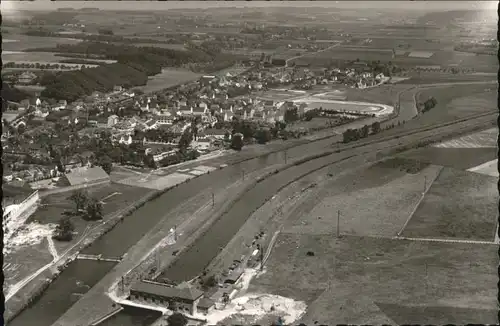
[342,121,381,143]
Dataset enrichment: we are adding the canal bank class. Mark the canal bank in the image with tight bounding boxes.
[7,260,117,326]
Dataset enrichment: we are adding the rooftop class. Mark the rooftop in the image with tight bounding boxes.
[131,281,204,302]
[64,166,110,186]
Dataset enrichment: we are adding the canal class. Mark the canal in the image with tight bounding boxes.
[96,305,162,326]
[8,260,117,326]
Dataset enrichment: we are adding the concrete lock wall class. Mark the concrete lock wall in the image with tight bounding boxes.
[3,190,39,229]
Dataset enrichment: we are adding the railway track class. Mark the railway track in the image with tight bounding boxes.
[330,110,497,152]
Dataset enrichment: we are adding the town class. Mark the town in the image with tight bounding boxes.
[3,58,396,186]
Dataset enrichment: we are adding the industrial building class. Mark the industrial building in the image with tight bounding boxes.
[129,280,213,315]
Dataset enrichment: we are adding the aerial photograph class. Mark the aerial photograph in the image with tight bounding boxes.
[1,1,498,325]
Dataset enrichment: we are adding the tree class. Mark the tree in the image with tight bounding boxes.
[230,133,244,151]
[255,128,271,144]
[361,125,370,138]
[53,216,74,241]
[178,130,193,153]
[97,155,113,174]
[69,190,88,213]
[303,109,318,121]
[143,154,157,169]
[371,121,381,134]
[167,312,188,326]
[342,128,361,143]
[84,198,103,221]
[200,274,218,291]
[284,107,299,123]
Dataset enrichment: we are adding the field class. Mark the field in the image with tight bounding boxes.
[3,35,82,52]
[250,233,497,325]
[12,85,46,94]
[28,182,153,253]
[351,37,455,51]
[118,42,187,51]
[401,167,497,241]
[2,51,116,64]
[382,83,496,137]
[282,158,442,237]
[136,68,203,93]
[433,128,497,149]
[296,98,391,115]
[286,117,356,132]
[469,160,498,178]
[295,46,394,65]
[397,72,497,84]
[255,88,308,102]
[398,146,497,171]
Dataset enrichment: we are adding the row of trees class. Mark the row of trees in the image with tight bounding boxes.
[342,121,381,143]
[3,62,81,71]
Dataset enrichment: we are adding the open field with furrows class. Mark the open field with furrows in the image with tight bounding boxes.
[401,167,498,241]
[4,239,53,294]
[136,68,203,93]
[296,47,395,64]
[249,233,498,325]
[282,158,442,238]
[28,183,154,254]
[396,72,497,84]
[433,127,497,149]
[3,35,82,52]
[348,37,456,51]
[392,51,496,71]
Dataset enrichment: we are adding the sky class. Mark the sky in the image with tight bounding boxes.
[1,1,497,12]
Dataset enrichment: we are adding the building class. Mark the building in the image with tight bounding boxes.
[197,298,215,315]
[130,281,204,315]
[61,166,110,186]
[224,269,244,285]
[107,115,119,128]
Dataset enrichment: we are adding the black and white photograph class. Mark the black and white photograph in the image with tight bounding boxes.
[1,1,498,325]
